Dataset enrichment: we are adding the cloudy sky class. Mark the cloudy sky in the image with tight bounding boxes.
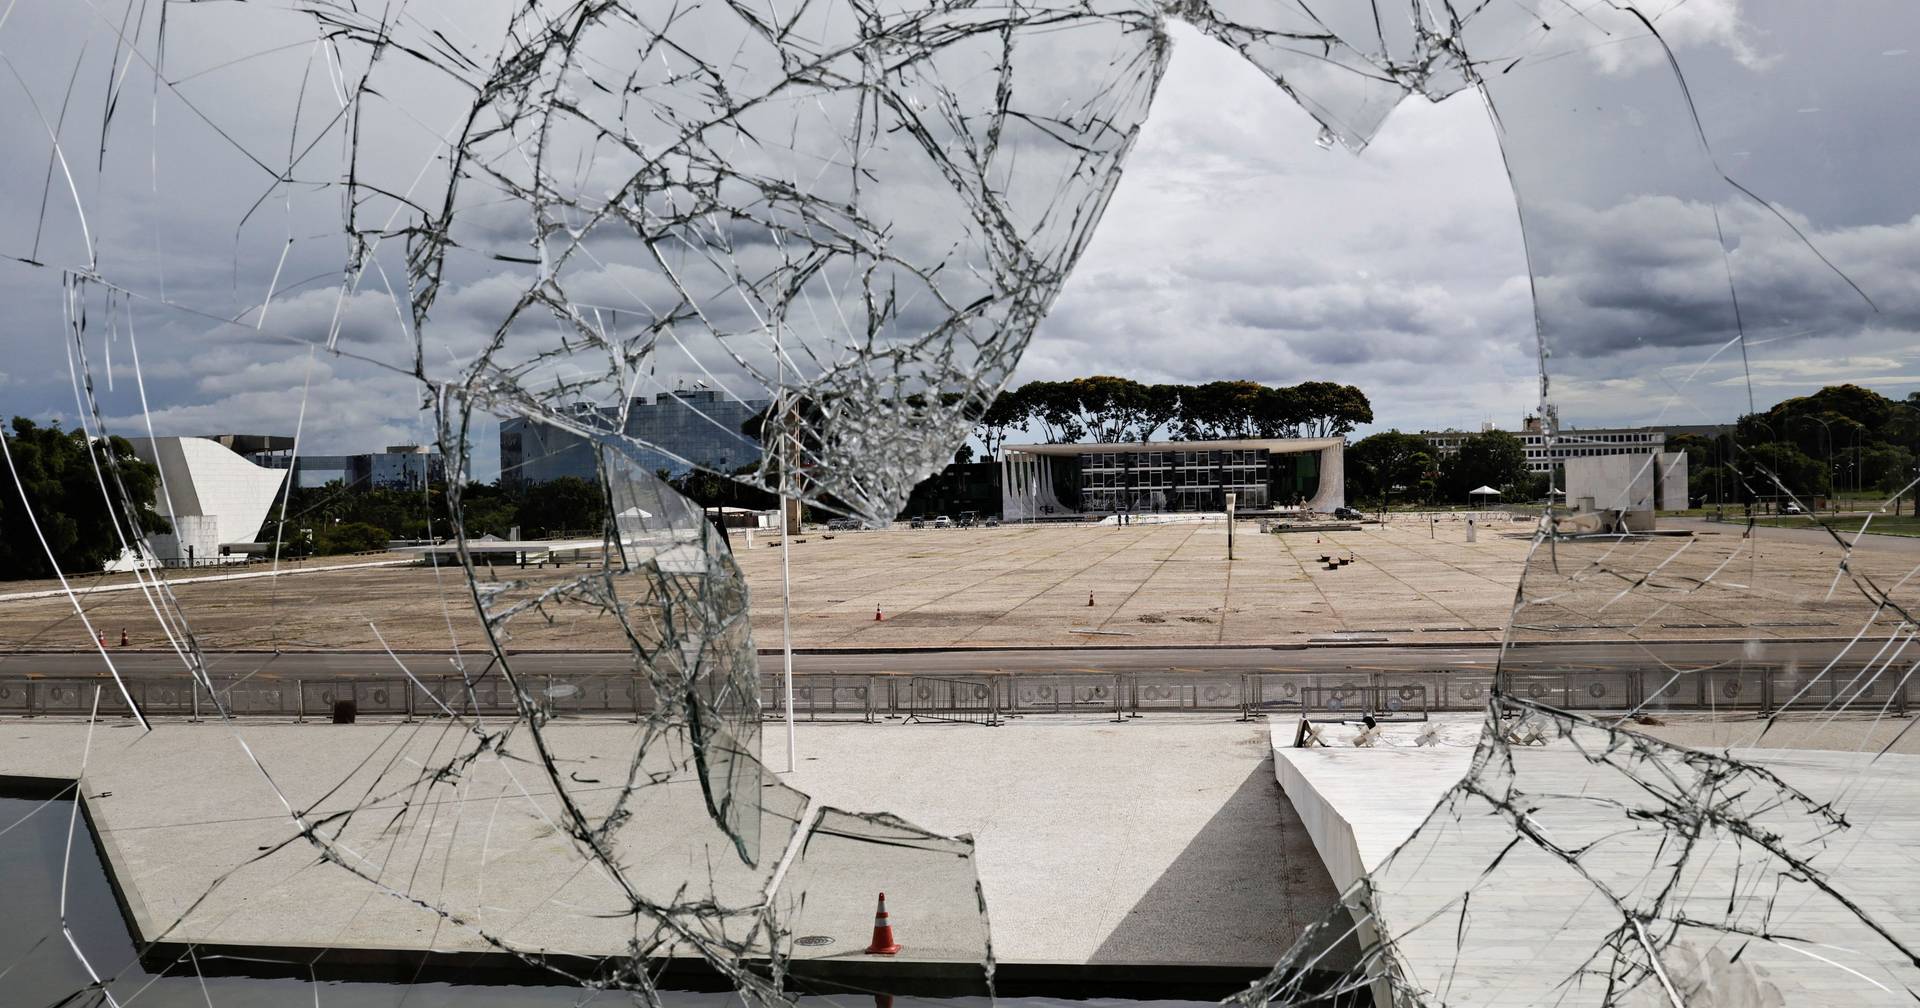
[1,2,1914,483]
[1023,20,1539,433]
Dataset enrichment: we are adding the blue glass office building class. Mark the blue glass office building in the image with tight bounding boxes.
[500,390,770,485]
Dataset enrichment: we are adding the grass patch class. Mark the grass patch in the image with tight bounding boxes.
[1746,514,1920,537]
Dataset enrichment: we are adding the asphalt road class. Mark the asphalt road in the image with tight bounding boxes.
[0,638,1898,682]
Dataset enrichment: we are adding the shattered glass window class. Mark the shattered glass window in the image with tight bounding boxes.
[0,1,1917,1006]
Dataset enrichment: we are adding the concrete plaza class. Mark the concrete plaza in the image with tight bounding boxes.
[0,516,1909,651]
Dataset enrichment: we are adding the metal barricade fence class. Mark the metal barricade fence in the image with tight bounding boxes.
[1504,673,1572,710]
[1561,671,1634,711]
[762,675,877,723]
[1764,665,1879,713]
[1129,673,1243,715]
[218,680,297,717]
[4,665,1915,721]
[903,676,999,726]
[1240,672,1321,719]
[1298,684,1429,721]
[998,673,1122,721]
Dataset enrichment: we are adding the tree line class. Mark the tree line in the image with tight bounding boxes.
[260,477,612,556]
[261,467,782,557]
[968,377,1373,457]
[0,418,170,579]
[1344,383,1920,512]
[1677,384,1920,508]
[1345,428,1542,507]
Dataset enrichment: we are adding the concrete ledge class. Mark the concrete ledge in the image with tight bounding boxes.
[1267,717,1476,884]
[1,720,1340,999]
[156,938,1288,997]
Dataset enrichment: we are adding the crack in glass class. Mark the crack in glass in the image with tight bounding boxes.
[1,1,1915,1005]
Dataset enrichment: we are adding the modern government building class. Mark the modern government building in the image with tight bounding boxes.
[1421,415,1672,472]
[231,435,449,491]
[999,437,1345,519]
[500,389,771,485]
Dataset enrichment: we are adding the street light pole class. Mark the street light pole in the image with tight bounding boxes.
[775,329,796,773]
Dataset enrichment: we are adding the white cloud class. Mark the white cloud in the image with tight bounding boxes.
[1563,0,1777,76]
[1022,23,1539,432]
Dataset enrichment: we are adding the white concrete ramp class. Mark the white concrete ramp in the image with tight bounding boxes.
[1269,714,1920,1005]
[1267,716,1475,892]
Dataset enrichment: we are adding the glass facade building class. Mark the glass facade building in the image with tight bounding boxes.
[500,390,771,485]
[1001,438,1345,520]
[1077,447,1319,512]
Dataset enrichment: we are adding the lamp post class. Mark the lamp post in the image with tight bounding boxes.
[1848,423,1863,496]
[1787,415,1835,513]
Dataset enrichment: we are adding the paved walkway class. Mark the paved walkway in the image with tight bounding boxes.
[2,517,1913,653]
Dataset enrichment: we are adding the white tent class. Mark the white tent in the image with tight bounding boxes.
[1469,485,1501,504]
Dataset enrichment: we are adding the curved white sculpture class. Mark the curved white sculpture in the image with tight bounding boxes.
[127,437,287,566]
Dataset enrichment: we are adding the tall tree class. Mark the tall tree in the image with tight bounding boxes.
[1740,442,1828,499]
[1176,380,1265,439]
[1020,381,1087,444]
[1253,385,1307,438]
[971,388,1029,458]
[1348,431,1435,507]
[1439,430,1529,500]
[1068,376,1152,442]
[519,475,606,536]
[1291,381,1374,438]
[1,418,169,578]
[1135,384,1184,441]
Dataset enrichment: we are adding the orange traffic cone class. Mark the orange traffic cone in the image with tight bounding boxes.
[874,607,884,621]
[865,892,902,955]
[1087,591,1095,607]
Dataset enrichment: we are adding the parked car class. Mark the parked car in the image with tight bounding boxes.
[1332,506,1364,520]
[984,517,1001,528]
[933,515,953,528]
[909,517,926,529]
[1782,502,1804,514]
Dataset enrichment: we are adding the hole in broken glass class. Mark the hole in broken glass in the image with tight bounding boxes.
[2,0,1914,1005]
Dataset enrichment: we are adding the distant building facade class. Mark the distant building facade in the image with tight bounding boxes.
[901,461,1003,520]
[353,445,446,490]
[500,389,771,485]
[248,443,446,490]
[1000,437,1345,519]
[1422,415,1668,473]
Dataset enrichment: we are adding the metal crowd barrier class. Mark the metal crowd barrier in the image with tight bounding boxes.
[1299,683,1429,721]
[762,674,877,723]
[903,676,1000,726]
[0,664,1909,723]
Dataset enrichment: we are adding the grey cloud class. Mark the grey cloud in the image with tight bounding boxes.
[1530,197,1920,360]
